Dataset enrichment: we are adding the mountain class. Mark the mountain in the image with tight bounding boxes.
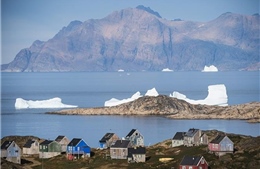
[2,6,259,72]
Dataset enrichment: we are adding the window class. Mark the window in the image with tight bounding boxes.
[189,166,192,169]
[201,159,204,164]
[182,166,186,169]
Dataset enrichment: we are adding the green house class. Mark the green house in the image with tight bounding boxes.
[39,140,61,158]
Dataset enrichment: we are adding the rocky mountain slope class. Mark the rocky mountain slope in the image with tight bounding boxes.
[2,6,259,72]
[48,95,260,122]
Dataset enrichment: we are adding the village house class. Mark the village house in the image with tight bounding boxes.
[39,140,62,158]
[110,140,132,159]
[127,147,146,163]
[179,156,208,169]
[172,132,186,147]
[183,128,208,146]
[99,133,119,149]
[1,140,21,164]
[23,139,40,155]
[55,135,70,153]
[67,138,91,160]
[208,135,234,156]
[125,129,144,147]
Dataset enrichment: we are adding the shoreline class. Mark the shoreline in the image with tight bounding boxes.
[46,96,260,123]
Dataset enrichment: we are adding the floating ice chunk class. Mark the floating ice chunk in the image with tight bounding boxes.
[202,65,218,72]
[104,92,142,107]
[105,88,159,107]
[118,69,124,72]
[169,91,187,100]
[170,84,228,106]
[162,68,173,72]
[145,88,159,96]
[15,97,78,109]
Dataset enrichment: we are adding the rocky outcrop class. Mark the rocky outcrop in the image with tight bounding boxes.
[48,95,260,122]
[2,7,259,72]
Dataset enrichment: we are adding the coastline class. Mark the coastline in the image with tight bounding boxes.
[47,95,260,123]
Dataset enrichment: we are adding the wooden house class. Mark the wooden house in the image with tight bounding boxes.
[39,140,61,158]
[125,129,144,147]
[172,132,186,147]
[179,156,208,169]
[110,140,131,159]
[127,147,146,163]
[23,139,40,155]
[67,138,91,160]
[208,135,233,156]
[55,135,70,153]
[184,128,208,146]
[200,133,208,145]
[99,133,119,149]
[1,140,21,164]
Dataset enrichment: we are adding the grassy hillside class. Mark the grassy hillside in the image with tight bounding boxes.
[1,130,260,169]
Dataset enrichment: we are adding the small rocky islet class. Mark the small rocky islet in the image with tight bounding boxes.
[48,95,260,123]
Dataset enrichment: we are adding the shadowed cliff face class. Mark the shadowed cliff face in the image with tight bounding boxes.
[2,7,259,72]
[48,95,260,123]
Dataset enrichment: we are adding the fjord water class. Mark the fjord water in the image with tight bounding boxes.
[1,71,259,146]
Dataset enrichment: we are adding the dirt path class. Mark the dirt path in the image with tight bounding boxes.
[23,158,41,169]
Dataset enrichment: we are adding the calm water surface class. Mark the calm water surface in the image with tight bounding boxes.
[1,72,259,146]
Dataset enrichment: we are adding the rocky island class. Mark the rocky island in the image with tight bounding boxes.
[48,95,260,123]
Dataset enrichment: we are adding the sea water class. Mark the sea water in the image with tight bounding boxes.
[1,71,259,146]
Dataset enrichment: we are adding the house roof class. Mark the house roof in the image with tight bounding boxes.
[185,128,199,137]
[68,138,82,146]
[23,139,37,148]
[173,132,186,140]
[40,140,54,145]
[1,141,13,150]
[127,147,146,157]
[55,135,66,142]
[126,129,137,137]
[111,140,130,148]
[210,135,226,144]
[180,156,203,166]
[99,133,115,143]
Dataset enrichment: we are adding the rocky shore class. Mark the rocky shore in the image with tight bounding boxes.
[47,95,260,123]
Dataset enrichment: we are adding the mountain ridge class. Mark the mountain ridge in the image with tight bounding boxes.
[2,6,259,72]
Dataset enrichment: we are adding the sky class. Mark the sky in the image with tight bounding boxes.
[1,0,259,64]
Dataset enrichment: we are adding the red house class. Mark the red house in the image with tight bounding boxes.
[179,156,208,169]
[208,135,233,156]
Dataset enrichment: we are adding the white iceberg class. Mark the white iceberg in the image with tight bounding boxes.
[118,69,124,72]
[145,88,159,96]
[202,65,218,72]
[162,68,173,72]
[105,88,159,107]
[15,97,78,109]
[170,84,228,106]
[104,92,142,107]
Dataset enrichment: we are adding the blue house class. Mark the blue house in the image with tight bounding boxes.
[67,138,91,160]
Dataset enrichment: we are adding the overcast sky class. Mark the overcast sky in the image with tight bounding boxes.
[1,0,259,64]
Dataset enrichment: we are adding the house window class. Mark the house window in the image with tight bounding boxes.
[182,166,186,169]
[189,166,192,169]
[201,159,204,164]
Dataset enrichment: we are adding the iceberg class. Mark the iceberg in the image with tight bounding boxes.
[104,92,142,107]
[104,88,159,107]
[145,88,159,96]
[162,68,173,72]
[170,84,228,106]
[118,69,124,72]
[202,65,218,72]
[15,97,78,109]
